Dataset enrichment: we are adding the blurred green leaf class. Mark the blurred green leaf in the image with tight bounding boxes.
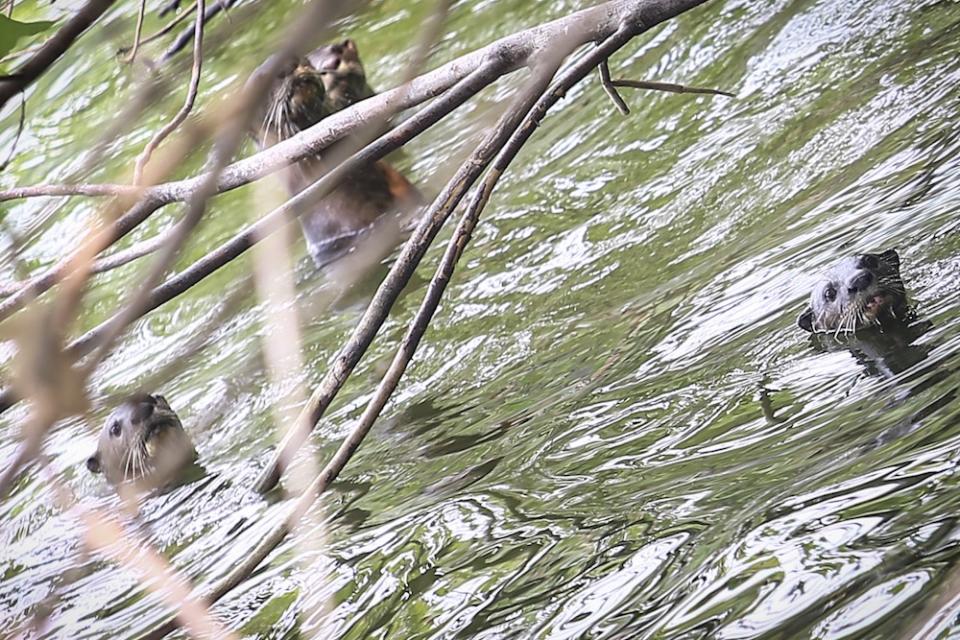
[0,14,55,61]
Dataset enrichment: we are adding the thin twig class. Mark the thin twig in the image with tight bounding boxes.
[118,1,198,56]
[598,59,630,115]
[0,91,26,171]
[124,0,148,63]
[161,0,235,62]
[611,77,735,97]
[133,0,205,184]
[90,229,175,274]
[0,183,137,201]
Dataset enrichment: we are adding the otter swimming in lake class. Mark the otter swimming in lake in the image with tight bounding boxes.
[798,249,910,333]
[86,393,196,488]
[251,40,420,266]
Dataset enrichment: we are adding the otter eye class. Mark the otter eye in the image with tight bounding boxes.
[823,285,837,302]
[109,421,122,437]
[859,255,878,270]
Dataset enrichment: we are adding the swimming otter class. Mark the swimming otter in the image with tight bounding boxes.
[251,42,420,266]
[307,39,376,113]
[86,393,195,488]
[797,249,910,333]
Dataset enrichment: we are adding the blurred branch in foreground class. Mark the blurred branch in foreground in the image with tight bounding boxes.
[0,0,729,636]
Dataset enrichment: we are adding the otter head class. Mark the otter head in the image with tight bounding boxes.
[253,54,331,147]
[798,249,908,333]
[307,38,375,112]
[86,393,195,488]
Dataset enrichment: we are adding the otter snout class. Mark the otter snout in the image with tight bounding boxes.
[797,249,910,334]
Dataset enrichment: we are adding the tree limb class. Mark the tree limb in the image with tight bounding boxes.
[144,47,561,640]
[0,0,118,110]
[0,0,640,324]
[145,1,710,630]
[251,0,712,494]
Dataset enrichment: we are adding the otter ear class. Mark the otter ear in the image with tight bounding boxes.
[86,454,101,474]
[797,308,815,333]
[132,396,156,423]
[879,249,900,269]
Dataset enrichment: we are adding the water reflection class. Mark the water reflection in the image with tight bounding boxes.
[2,0,960,637]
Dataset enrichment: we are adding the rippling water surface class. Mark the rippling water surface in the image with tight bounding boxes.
[1,0,959,638]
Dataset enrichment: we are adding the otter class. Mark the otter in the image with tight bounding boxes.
[86,393,196,488]
[251,41,420,266]
[798,249,910,333]
[307,39,376,113]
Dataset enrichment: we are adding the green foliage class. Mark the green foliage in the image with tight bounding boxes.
[0,14,54,68]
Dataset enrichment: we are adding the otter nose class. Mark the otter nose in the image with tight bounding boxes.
[849,271,873,293]
[86,455,101,474]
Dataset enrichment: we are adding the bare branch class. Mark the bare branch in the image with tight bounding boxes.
[161,0,236,62]
[133,0,206,184]
[0,0,118,110]
[251,4,679,496]
[610,77,734,97]
[0,228,180,298]
[0,183,138,201]
[598,59,630,115]
[123,0,148,63]
[118,0,198,56]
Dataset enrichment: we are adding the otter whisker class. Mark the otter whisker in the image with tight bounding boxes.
[136,443,146,480]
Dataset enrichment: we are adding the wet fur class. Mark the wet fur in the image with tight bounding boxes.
[798,249,910,334]
[86,393,195,487]
[251,40,420,266]
[307,39,376,113]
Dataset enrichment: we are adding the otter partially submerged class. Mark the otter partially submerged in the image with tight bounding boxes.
[798,249,910,333]
[252,40,420,266]
[86,394,195,488]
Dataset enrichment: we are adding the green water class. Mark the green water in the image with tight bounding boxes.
[1,0,959,638]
